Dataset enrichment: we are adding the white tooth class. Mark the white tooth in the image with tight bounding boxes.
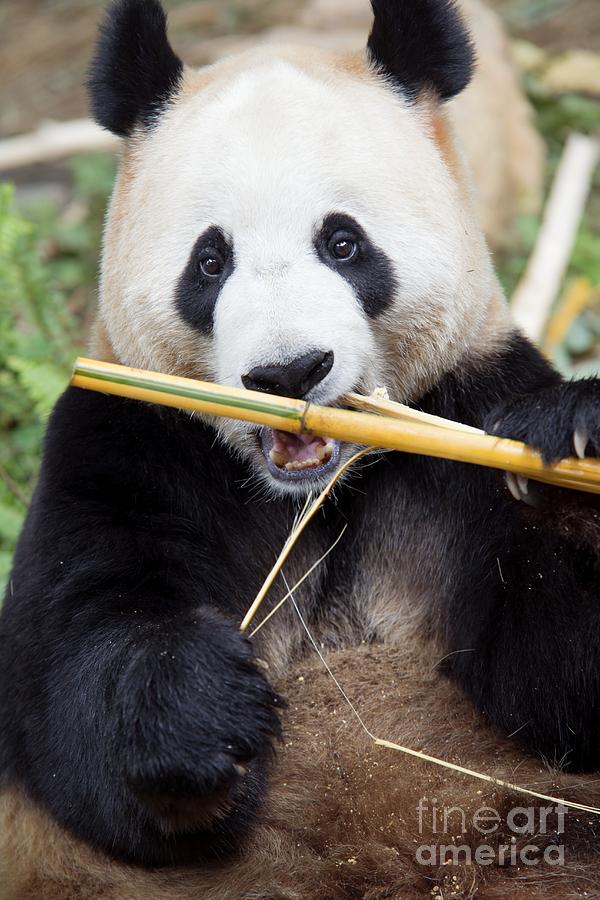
[315,444,327,461]
[574,428,588,460]
[506,473,522,502]
[517,475,529,496]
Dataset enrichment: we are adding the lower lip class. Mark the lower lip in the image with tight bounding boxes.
[259,429,341,482]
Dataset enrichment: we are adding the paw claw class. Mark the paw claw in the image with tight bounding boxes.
[234,763,247,777]
[506,472,533,504]
[506,472,522,502]
[574,428,589,460]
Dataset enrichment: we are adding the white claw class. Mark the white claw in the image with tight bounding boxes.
[574,428,589,460]
[517,475,529,496]
[506,472,522,502]
[234,764,247,777]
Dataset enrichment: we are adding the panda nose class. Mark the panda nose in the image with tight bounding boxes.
[242,350,334,399]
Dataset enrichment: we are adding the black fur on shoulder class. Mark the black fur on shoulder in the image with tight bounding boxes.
[367,0,475,102]
[88,0,183,137]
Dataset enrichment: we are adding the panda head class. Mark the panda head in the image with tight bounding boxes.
[90,0,508,496]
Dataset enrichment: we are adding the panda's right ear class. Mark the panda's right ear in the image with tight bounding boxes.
[88,0,183,137]
[367,0,475,102]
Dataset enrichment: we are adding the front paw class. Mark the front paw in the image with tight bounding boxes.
[486,379,600,465]
[118,608,281,833]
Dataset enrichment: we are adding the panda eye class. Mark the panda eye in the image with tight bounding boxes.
[199,250,225,278]
[328,231,358,262]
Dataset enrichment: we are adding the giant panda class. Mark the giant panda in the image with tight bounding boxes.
[2,0,600,897]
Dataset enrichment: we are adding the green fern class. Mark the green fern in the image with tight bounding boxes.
[7,357,68,419]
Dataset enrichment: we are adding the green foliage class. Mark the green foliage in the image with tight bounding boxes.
[0,153,114,594]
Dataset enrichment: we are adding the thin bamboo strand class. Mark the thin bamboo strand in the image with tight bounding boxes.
[71,358,600,495]
[249,526,348,638]
[239,448,373,633]
[344,391,484,435]
[284,572,600,816]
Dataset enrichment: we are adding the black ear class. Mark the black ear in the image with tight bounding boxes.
[367,0,475,102]
[88,0,183,137]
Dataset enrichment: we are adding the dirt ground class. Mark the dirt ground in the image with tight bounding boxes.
[0,0,598,139]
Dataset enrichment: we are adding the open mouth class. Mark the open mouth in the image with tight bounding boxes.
[260,429,341,481]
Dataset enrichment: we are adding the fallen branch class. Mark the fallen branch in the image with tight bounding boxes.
[0,119,117,172]
[511,132,600,342]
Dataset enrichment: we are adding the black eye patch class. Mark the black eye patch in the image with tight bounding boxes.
[314,213,397,318]
[175,227,234,335]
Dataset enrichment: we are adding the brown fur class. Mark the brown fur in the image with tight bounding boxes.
[3,644,600,900]
[429,105,465,187]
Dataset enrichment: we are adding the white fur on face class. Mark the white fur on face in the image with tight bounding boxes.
[100,48,502,493]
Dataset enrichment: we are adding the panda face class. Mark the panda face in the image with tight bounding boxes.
[99,49,499,496]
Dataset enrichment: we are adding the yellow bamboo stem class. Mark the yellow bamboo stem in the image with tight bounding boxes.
[71,357,600,496]
[72,358,306,432]
[303,404,600,494]
[543,277,599,356]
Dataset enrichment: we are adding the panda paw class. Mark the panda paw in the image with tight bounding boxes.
[485,379,600,503]
[119,607,281,835]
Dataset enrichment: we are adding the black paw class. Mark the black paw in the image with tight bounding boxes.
[117,607,281,833]
[486,379,600,465]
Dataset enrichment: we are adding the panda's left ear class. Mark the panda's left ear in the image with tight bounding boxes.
[367,0,475,102]
[88,0,183,137]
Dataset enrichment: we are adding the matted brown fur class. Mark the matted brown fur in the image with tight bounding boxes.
[3,645,600,899]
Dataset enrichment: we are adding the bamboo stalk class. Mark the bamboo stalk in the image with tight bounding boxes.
[72,357,306,432]
[71,357,600,496]
[511,133,600,342]
[304,404,600,493]
[543,277,599,357]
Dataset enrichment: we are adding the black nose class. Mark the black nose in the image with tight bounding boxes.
[242,350,334,399]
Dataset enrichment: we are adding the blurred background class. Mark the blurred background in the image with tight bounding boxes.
[0,0,598,590]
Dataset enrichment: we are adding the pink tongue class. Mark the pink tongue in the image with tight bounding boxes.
[273,430,328,464]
